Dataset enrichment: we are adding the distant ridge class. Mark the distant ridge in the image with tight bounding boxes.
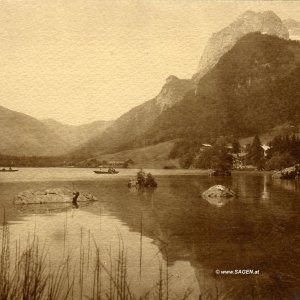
[0,105,113,156]
[0,106,71,156]
[41,119,113,148]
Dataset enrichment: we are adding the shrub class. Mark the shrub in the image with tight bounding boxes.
[265,152,297,170]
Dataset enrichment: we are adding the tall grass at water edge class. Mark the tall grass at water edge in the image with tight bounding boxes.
[0,217,193,300]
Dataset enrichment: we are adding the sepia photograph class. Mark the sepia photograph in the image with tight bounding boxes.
[0,0,300,299]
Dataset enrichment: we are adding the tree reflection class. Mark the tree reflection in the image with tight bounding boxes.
[91,175,300,299]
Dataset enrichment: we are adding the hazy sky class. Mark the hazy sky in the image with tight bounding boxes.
[0,0,299,125]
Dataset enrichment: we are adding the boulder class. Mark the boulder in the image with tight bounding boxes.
[201,185,235,207]
[272,171,282,179]
[272,164,300,179]
[15,188,98,205]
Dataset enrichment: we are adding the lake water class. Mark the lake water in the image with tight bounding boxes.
[0,168,299,299]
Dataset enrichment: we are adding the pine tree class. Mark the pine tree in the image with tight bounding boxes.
[247,135,264,168]
[290,134,298,158]
[232,139,241,154]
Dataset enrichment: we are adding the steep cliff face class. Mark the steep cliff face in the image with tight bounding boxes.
[155,76,195,111]
[283,19,300,40]
[194,10,289,82]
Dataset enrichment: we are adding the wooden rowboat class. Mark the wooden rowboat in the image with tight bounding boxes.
[93,170,119,174]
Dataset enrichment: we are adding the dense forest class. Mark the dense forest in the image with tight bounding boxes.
[0,155,79,168]
[168,133,300,171]
[265,134,300,170]
[0,155,133,168]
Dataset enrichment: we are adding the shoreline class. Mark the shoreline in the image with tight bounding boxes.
[0,167,275,184]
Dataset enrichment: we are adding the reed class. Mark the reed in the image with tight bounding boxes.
[0,222,191,300]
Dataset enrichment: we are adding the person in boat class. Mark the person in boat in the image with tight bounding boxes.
[72,192,80,208]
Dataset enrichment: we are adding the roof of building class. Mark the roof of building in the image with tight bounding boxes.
[261,145,270,151]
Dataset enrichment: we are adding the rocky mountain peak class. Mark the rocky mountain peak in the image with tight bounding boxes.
[283,18,300,40]
[239,10,256,18]
[283,18,300,28]
[166,75,179,83]
[156,76,194,111]
[194,10,289,82]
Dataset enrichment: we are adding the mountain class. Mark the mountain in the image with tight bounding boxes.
[283,19,300,40]
[41,119,113,148]
[4,10,295,161]
[194,10,289,82]
[0,106,112,157]
[0,106,72,156]
[73,10,292,159]
[72,76,195,156]
[140,33,300,145]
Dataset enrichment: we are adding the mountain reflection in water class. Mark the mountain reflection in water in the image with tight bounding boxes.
[0,172,299,299]
[97,174,300,299]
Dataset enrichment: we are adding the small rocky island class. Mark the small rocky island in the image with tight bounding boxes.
[128,170,158,188]
[201,185,235,207]
[15,188,98,205]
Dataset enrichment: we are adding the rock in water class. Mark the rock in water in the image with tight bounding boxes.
[15,188,98,205]
[272,164,300,179]
[272,171,282,179]
[201,185,235,207]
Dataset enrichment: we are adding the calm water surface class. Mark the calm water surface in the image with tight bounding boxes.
[0,168,300,299]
